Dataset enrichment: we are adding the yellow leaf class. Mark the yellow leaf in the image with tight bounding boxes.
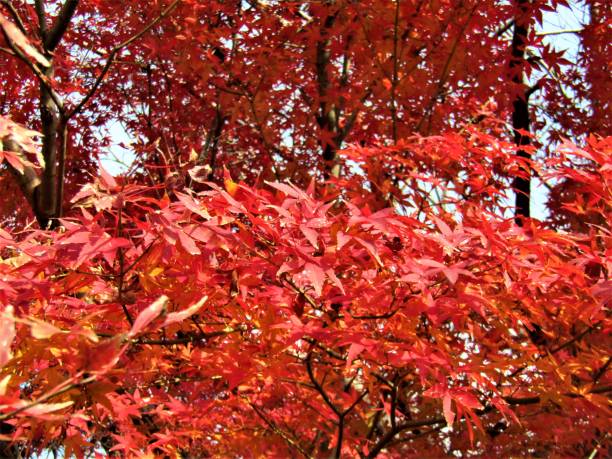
[224,178,238,196]
[22,400,74,416]
[49,347,63,357]
[149,267,164,277]
[30,319,63,339]
[0,375,11,395]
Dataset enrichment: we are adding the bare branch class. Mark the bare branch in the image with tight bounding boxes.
[390,0,400,143]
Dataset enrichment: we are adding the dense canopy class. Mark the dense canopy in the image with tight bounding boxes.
[0,0,610,457]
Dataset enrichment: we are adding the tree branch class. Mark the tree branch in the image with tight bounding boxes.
[0,374,96,423]
[0,23,63,110]
[0,0,28,35]
[44,0,79,51]
[34,0,47,41]
[248,400,314,458]
[67,0,181,119]
[306,350,341,417]
[365,382,612,458]
[136,326,246,346]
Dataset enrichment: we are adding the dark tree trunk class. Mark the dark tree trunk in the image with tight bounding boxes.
[510,0,531,224]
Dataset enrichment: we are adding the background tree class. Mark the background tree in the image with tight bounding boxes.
[0,0,610,457]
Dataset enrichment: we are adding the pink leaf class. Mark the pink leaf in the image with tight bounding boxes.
[304,263,326,296]
[454,391,483,410]
[300,224,319,249]
[326,269,345,294]
[443,268,459,285]
[0,306,15,367]
[336,232,352,251]
[129,296,168,337]
[432,215,453,238]
[2,150,26,173]
[163,296,208,327]
[346,343,365,368]
[178,231,201,255]
[265,181,304,199]
[98,164,118,190]
[354,237,383,266]
[418,258,446,269]
[443,393,455,426]
[592,280,612,308]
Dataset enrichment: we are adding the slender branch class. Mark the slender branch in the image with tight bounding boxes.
[351,309,399,320]
[136,326,245,346]
[503,384,612,405]
[115,203,134,326]
[306,349,341,416]
[366,417,445,458]
[0,24,63,110]
[315,4,339,163]
[248,400,313,459]
[365,379,611,458]
[302,337,345,361]
[510,0,531,222]
[0,45,14,56]
[536,28,583,36]
[0,0,28,35]
[494,19,514,37]
[280,273,322,312]
[344,389,368,417]
[0,138,42,212]
[122,238,159,274]
[416,3,477,134]
[0,374,96,422]
[67,0,181,119]
[506,321,602,380]
[55,119,68,217]
[593,357,611,384]
[336,85,373,144]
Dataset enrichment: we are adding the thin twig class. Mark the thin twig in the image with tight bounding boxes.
[0,0,28,35]
[67,0,181,119]
[248,400,314,458]
[0,374,96,422]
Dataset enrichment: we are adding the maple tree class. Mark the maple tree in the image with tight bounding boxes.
[0,0,610,457]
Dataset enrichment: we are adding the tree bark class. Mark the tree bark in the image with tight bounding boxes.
[510,0,531,223]
[1,1,80,228]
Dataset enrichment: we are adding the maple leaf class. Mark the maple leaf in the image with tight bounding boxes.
[0,306,15,367]
[162,296,208,327]
[129,296,169,337]
[443,394,455,427]
[0,1,609,456]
